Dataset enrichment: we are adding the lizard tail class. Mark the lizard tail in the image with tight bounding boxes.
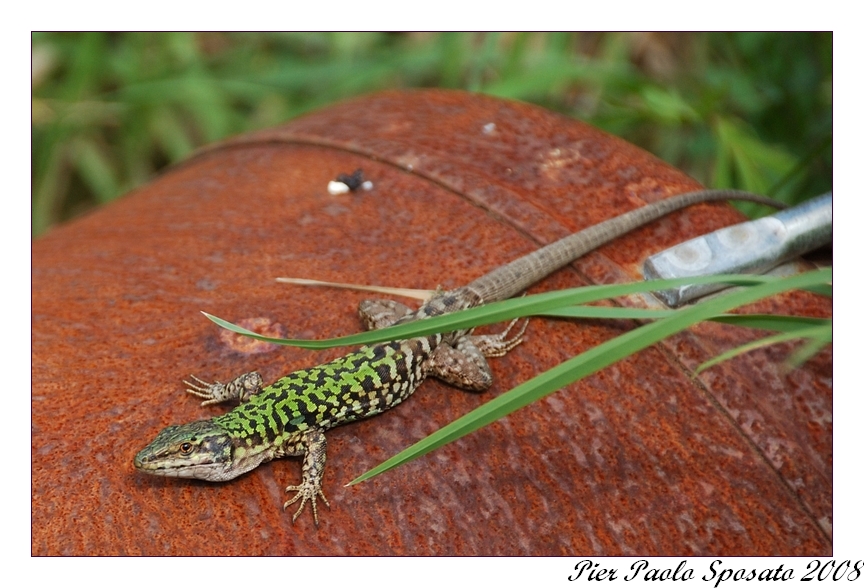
[457,189,785,305]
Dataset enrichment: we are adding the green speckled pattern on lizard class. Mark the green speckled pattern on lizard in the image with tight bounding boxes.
[215,335,439,444]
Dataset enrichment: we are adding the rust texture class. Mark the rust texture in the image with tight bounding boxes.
[32,89,831,555]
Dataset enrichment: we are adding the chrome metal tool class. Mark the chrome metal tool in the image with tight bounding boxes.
[643,192,832,307]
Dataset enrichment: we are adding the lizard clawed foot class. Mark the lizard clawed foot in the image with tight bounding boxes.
[473,317,530,358]
[183,372,263,406]
[499,315,529,341]
[284,483,330,526]
[184,375,228,406]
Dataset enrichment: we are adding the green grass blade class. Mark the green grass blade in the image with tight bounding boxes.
[536,306,674,320]
[347,267,831,485]
[541,306,830,333]
[802,283,832,297]
[785,324,833,369]
[203,273,782,349]
[708,314,830,332]
[694,324,831,374]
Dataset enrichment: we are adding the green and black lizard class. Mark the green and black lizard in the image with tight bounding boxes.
[134,189,778,524]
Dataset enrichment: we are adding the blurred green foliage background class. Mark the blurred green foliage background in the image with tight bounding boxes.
[31,32,832,237]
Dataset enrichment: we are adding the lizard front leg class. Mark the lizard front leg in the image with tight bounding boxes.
[183,372,263,406]
[283,428,331,525]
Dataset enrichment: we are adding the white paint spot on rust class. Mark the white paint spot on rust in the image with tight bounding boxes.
[327,181,350,195]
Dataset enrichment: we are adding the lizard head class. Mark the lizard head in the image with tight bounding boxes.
[134,420,235,482]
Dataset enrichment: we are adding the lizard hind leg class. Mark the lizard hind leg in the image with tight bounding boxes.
[425,318,529,392]
[426,339,494,392]
[358,299,414,330]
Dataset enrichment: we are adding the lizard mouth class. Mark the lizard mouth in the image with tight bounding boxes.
[134,454,231,481]
[134,450,231,481]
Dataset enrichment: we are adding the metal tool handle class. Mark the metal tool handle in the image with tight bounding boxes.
[643,192,832,306]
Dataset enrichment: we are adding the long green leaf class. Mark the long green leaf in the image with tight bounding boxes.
[347,267,831,484]
[541,306,829,333]
[203,273,779,349]
[694,323,832,374]
[786,328,834,368]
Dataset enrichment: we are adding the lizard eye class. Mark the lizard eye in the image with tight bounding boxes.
[180,442,193,455]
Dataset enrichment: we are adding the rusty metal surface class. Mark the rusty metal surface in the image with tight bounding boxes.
[31,89,831,555]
